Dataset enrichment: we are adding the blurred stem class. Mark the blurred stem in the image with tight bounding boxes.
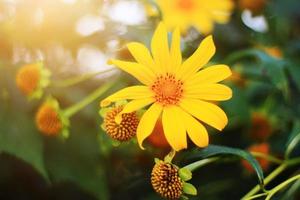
[63,80,116,118]
[242,163,287,199]
[251,151,283,164]
[51,68,116,88]
[242,156,300,199]
[265,174,300,200]
[244,193,268,200]
[183,157,220,172]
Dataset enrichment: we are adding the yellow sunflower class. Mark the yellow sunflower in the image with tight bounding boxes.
[101,23,232,151]
[156,0,234,34]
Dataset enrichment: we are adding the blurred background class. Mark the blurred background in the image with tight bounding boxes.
[0,0,300,199]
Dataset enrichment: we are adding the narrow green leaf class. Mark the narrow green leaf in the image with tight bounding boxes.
[187,145,265,186]
[285,120,300,158]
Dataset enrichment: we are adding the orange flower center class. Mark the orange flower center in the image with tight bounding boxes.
[104,106,139,141]
[16,64,40,95]
[35,104,62,136]
[176,0,195,11]
[151,74,183,106]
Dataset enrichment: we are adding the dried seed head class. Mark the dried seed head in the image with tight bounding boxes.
[35,103,62,136]
[104,106,139,141]
[16,63,40,96]
[151,162,183,200]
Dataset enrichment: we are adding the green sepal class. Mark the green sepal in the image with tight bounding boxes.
[154,158,161,164]
[164,150,176,163]
[115,100,128,106]
[99,107,110,118]
[111,140,121,147]
[27,61,51,101]
[179,168,192,181]
[180,195,189,200]
[182,182,197,196]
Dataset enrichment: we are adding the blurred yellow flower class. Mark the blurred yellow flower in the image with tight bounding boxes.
[156,0,234,34]
[101,23,232,151]
[35,98,70,137]
[36,102,63,136]
[16,62,51,100]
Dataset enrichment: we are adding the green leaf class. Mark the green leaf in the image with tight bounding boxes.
[0,107,48,181]
[285,120,300,158]
[182,182,197,196]
[187,145,265,186]
[44,125,109,200]
[286,62,300,91]
[179,168,192,181]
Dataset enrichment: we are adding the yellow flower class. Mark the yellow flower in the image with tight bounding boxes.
[101,23,232,151]
[35,98,70,137]
[16,62,51,100]
[156,0,234,34]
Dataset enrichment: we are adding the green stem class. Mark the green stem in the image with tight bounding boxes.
[286,157,300,166]
[63,81,115,118]
[241,163,287,199]
[183,157,220,172]
[251,152,283,164]
[243,193,268,200]
[51,69,116,88]
[266,174,300,200]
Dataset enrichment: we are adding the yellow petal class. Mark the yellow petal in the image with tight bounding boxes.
[151,22,170,74]
[115,98,154,123]
[178,35,216,81]
[186,65,232,85]
[170,27,182,73]
[184,84,232,101]
[180,99,228,131]
[178,108,209,147]
[127,42,161,75]
[101,86,153,107]
[137,103,162,149]
[108,59,155,85]
[208,0,234,11]
[162,106,187,151]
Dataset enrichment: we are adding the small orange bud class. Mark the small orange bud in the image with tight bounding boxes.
[250,113,272,141]
[16,63,40,96]
[242,143,270,173]
[263,46,282,59]
[35,103,62,136]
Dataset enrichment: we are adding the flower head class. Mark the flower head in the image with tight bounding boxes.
[16,62,51,99]
[156,0,234,34]
[151,157,197,199]
[151,161,183,199]
[35,98,69,137]
[250,113,272,141]
[101,23,232,151]
[103,105,139,141]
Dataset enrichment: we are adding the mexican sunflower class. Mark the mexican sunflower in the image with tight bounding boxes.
[101,23,232,151]
[156,0,234,34]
